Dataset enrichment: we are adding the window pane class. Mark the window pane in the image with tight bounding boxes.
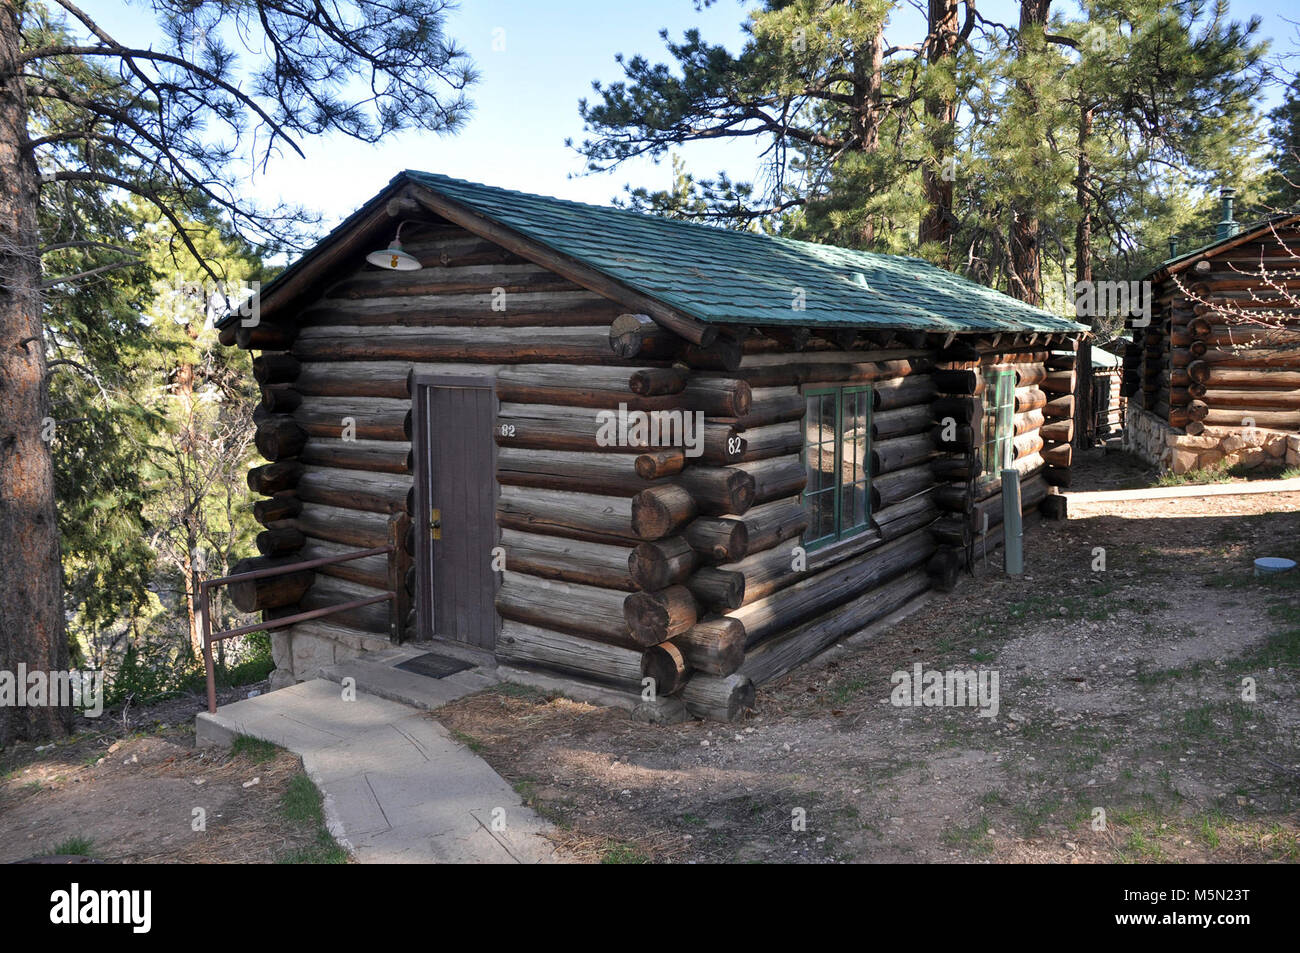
[804,393,838,544]
[841,388,871,535]
[980,370,1015,481]
[841,481,869,531]
[803,385,873,546]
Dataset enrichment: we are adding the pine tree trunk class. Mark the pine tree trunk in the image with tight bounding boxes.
[0,5,72,744]
[176,321,203,658]
[1074,103,1095,447]
[1074,105,1094,295]
[1008,0,1052,306]
[851,25,884,245]
[183,524,202,658]
[919,0,960,260]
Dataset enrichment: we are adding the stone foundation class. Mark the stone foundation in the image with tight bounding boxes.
[269,622,392,689]
[1125,408,1299,474]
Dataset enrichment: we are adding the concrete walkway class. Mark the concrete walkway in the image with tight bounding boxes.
[1066,475,1300,505]
[196,676,559,863]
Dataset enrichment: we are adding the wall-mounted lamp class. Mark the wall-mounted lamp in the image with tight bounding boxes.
[366,221,422,271]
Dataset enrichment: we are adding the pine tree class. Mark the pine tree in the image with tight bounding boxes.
[2,0,476,743]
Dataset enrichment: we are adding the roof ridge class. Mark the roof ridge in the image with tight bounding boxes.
[405,169,941,266]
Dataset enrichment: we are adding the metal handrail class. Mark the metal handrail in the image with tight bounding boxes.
[200,545,395,714]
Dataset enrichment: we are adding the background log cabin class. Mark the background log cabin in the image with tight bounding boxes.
[1124,196,1300,472]
[1089,345,1125,441]
[216,171,1087,721]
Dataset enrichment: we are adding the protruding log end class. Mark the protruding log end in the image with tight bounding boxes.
[1043,465,1071,488]
[248,461,304,496]
[673,618,745,676]
[623,585,698,645]
[642,642,690,696]
[632,485,699,539]
[256,527,306,557]
[629,537,699,591]
[1039,494,1068,521]
[252,353,301,386]
[253,494,302,526]
[228,556,314,613]
[635,449,685,480]
[628,365,689,397]
[926,546,963,592]
[255,416,308,462]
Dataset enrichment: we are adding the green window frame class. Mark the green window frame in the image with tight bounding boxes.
[979,369,1015,484]
[802,385,872,550]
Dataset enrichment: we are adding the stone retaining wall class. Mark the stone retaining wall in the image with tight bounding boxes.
[1125,408,1300,474]
[269,624,390,690]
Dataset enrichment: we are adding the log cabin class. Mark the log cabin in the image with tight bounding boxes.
[215,170,1087,722]
[1089,345,1124,441]
[1124,193,1300,472]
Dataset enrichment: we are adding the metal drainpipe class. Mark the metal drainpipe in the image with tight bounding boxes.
[1002,468,1024,575]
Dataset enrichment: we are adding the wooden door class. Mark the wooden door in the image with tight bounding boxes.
[412,378,498,650]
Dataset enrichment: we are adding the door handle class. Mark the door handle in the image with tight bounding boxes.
[430,508,442,541]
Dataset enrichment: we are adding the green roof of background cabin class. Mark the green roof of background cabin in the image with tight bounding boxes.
[269,170,1087,335]
[1146,210,1300,278]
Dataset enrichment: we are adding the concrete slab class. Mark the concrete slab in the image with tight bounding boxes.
[196,679,560,864]
[318,651,499,711]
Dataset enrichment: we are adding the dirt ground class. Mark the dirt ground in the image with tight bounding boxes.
[0,682,343,864]
[439,476,1300,863]
[5,454,1297,864]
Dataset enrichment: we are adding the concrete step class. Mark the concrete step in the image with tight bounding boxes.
[319,655,498,711]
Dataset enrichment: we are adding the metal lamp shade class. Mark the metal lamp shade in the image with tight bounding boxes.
[366,242,422,271]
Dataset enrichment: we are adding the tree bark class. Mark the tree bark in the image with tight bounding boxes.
[1007,0,1052,305]
[0,5,71,744]
[919,0,961,258]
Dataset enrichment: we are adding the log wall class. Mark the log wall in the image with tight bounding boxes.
[241,220,667,681]
[1127,227,1300,436]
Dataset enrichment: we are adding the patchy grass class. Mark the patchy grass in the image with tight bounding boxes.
[46,836,95,857]
[276,775,347,865]
[942,815,993,856]
[229,734,279,764]
[1155,460,1300,487]
[450,729,485,753]
[600,841,651,864]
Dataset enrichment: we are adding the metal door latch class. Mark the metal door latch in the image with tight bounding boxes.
[430,508,442,540]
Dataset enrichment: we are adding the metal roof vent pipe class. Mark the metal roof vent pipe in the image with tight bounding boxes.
[1168,236,1179,259]
[1216,185,1239,241]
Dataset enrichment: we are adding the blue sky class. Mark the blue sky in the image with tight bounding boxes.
[79,0,1300,234]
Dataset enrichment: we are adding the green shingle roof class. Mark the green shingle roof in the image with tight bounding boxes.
[403,171,1082,335]
[1147,211,1300,278]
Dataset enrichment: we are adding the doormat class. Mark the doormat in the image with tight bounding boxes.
[394,652,474,679]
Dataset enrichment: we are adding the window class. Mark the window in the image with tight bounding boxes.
[980,369,1015,483]
[802,385,871,550]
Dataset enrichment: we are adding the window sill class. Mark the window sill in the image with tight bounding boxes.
[805,528,883,573]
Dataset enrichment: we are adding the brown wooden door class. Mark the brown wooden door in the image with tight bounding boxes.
[413,379,498,650]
